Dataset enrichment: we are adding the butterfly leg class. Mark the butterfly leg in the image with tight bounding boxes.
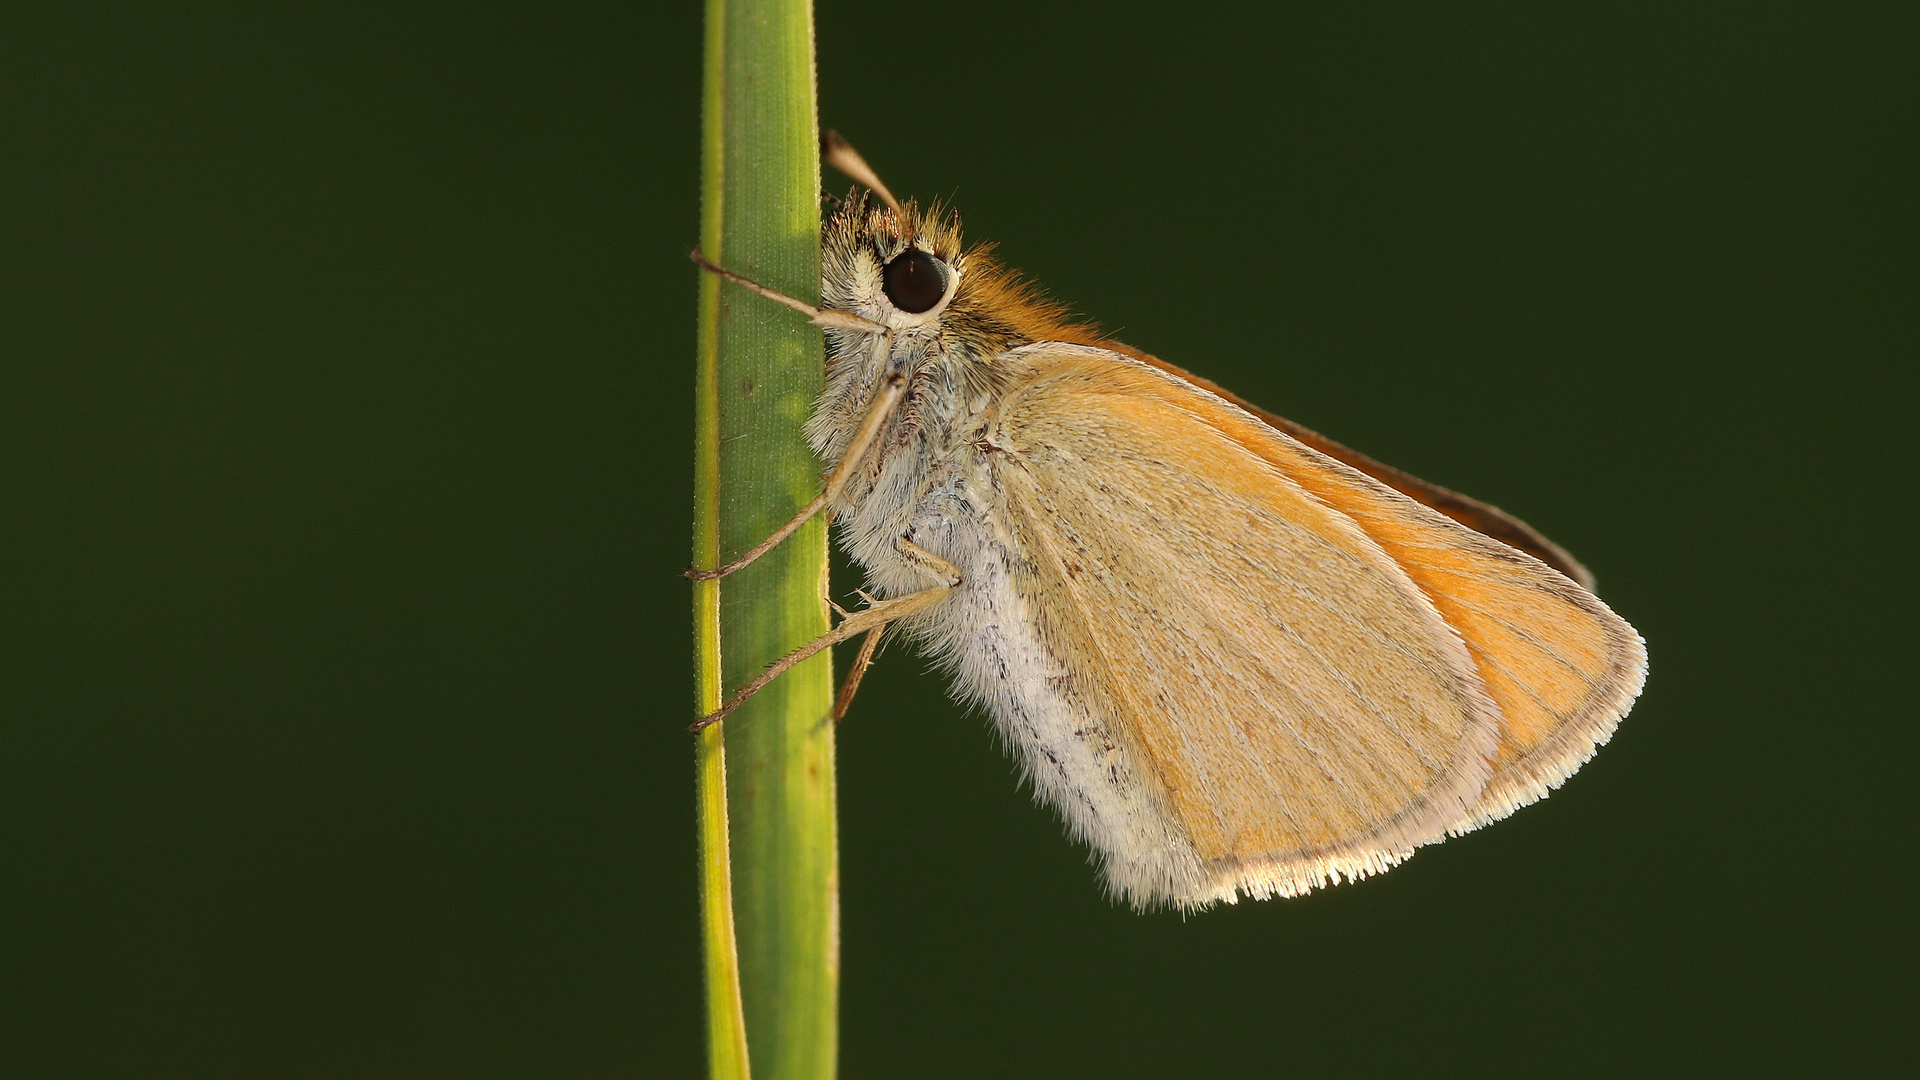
[686,370,906,582]
[818,519,883,720]
[828,539,954,722]
[691,538,960,732]
[831,627,884,723]
[686,249,898,582]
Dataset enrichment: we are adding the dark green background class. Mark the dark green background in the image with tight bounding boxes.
[5,2,1911,1076]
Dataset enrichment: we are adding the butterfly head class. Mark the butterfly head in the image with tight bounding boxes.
[819,189,1113,378]
[822,190,967,333]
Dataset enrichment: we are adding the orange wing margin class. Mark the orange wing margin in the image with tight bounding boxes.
[1108,346,1596,590]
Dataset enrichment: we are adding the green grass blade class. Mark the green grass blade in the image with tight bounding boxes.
[694,0,834,1078]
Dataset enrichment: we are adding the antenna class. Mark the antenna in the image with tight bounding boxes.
[822,130,903,215]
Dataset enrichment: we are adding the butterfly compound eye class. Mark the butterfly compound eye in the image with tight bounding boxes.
[882,248,947,314]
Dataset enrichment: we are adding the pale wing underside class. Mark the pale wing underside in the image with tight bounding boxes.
[987,344,1643,907]
[989,346,1500,906]
[1155,373,1650,828]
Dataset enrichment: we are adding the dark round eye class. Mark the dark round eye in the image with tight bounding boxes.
[882,248,948,313]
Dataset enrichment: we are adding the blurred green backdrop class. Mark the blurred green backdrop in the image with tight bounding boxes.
[4,2,1911,1076]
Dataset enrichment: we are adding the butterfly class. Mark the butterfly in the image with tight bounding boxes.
[692,133,1646,911]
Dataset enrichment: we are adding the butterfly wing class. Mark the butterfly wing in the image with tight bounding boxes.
[984,343,1643,907]
[985,345,1500,907]
[1110,347,1647,823]
[1114,346,1596,588]
[1283,458,1648,830]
